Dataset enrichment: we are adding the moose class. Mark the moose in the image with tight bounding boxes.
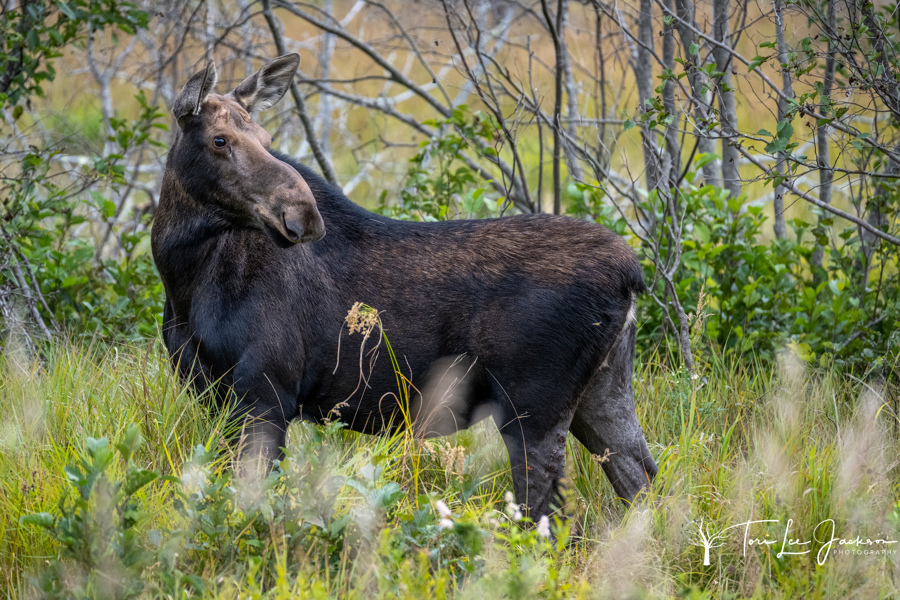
[152,54,658,520]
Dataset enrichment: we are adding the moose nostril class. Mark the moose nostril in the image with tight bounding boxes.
[281,212,302,241]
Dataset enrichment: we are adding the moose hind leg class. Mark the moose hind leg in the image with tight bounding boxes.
[494,401,573,521]
[570,322,657,505]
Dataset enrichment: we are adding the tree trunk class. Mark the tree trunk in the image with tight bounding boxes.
[662,0,680,185]
[674,0,718,186]
[811,0,836,280]
[560,0,582,181]
[541,0,566,214]
[772,0,793,239]
[594,7,612,179]
[635,0,660,193]
[315,0,336,167]
[713,0,741,199]
[857,140,900,287]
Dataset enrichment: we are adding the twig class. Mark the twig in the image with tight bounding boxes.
[262,0,338,184]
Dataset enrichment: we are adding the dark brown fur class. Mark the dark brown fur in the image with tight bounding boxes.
[153,55,658,518]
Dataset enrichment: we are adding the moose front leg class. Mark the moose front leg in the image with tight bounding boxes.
[239,405,289,467]
[230,362,298,472]
[162,299,215,393]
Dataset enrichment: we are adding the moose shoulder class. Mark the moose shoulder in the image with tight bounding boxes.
[152,54,658,520]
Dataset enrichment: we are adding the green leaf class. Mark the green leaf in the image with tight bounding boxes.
[776,120,794,139]
[689,42,700,56]
[623,119,635,131]
[368,482,403,510]
[124,469,159,496]
[116,424,141,460]
[64,465,85,485]
[828,280,843,295]
[693,222,711,243]
[20,513,55,529]
[748,55,768,71]
[695,152,718,168]
[788,341,815,362]
[58,1,77,19]
[86,437,109,457]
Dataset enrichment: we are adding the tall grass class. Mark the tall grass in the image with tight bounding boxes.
[1,338,897,598]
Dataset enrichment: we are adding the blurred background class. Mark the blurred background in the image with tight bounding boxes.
[2,0,899,370]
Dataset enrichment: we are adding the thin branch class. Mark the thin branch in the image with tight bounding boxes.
[735,144,900,246]
[541,0,565,214]
[262,0,338,184]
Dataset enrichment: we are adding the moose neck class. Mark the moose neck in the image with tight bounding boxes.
[152,170,246,305]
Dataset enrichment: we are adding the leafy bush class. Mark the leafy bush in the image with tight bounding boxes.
[21,425,162,598]
[4,91,166,341]
[20,421,544,598]
[377,105,504,222]
[566,164,900,368]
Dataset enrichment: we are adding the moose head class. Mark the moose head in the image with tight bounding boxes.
[169,54,325,246]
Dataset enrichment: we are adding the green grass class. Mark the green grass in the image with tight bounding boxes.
[0,338,898,598]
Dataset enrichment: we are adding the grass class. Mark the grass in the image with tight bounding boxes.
[0,336,898,599]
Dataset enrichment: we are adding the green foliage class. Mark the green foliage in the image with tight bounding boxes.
[3,90,166,340]
[0,0,147,108]
[377,105,504,221]
[8,344,899,598]
[568,161,900,368]
[0,0,162,343]
[20,425,161,598]
[1,0,161,342]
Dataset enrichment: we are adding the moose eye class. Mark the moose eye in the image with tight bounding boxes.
[213,137,227,148]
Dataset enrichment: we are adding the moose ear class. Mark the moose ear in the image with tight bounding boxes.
[228,53,300,112]
[173,61,218,126]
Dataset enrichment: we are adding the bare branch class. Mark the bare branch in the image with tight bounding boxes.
[262,0,338,184]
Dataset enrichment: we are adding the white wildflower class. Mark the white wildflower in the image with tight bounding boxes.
[435,500,452,519]
[181,465,207,497]
[504,491,520,518]
[513,509,523,521]
[439,518,454,530]
[537,515,551,538]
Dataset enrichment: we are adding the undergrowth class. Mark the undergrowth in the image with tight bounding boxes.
[1,340,898,598]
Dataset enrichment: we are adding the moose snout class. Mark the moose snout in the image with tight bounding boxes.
[280,211,303,242]
[254,160,325,245]
[281,208,324,243]
[275,198,325,244]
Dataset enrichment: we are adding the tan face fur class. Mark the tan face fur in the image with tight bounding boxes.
[172,54,325,245]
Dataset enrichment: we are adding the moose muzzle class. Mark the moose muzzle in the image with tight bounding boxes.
[255,162,325,246]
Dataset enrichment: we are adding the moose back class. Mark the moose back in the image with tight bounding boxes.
[152,54,658,519]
